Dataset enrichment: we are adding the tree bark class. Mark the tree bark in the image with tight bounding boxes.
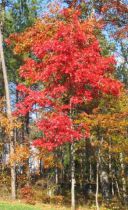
[89,138,93,194]
[96,155,100,210]
[115,177,121,199]
[108,140,114,197]
[0,1,16,198]
[120,153,127,204]
[71,143,75,210]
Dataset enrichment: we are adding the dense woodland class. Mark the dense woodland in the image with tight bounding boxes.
[0,1,128,210]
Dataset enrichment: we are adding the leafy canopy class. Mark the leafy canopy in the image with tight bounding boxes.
[7,9,122,150]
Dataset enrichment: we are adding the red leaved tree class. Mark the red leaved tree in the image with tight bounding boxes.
[7,9,122,150]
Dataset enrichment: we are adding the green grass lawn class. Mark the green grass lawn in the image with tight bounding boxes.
[0,200,70,210]
[0,197,123,210]
[0,202,42,210]
[0,200,108,210]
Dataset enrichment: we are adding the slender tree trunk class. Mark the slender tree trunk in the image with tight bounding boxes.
[108,141,114,197]
[25,112,31,186]
[0,1,16,198]
[120,153,127,204]
[89,137,93,194]
[100,170,110,201]
[71,143,75,210]
[40,159,43,177]
[0,26,16,199]
[115,177,121,199]
[96,136,104,210]
[96,156,100,210]
[89,157,93,194]
[55,167,58,185]
[61,147,65,183]
[55,151,59,186]
[69,101,76,210]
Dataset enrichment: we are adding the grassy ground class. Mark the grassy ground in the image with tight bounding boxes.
[0,201,42,210]
[0,202,65,210]
[0,200,109,210]
[0,201,82,210]
[0,200,77,210]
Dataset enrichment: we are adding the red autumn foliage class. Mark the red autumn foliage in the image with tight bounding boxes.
[33,113,89,150]
[9,9,122,150]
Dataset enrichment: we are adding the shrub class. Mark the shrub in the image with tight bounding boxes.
[20,186,36,205]
[50,195,64,205]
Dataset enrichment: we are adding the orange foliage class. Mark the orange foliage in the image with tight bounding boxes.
[6,8,103,56]
[38,148,62,169]
[10,145,30,165]
[20,186,35,205]
[0,98,21,135]
[76,91,128,157]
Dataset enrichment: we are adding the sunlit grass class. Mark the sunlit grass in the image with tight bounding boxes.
[0,200,109,210]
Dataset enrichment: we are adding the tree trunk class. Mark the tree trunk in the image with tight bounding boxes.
[96,136,104,210]
[89,157,93,194]
[120,153,127,204]
[71,143,75,210]
[108,141,114,197]
[55,167,59,185]
[89,138,93,194]
[0,3,16,198]
[40,159,43,177]
[25,112,31,186]
[10,150,16,199]
[115,177,121,199]
[96,157,100,210]
[100,170,110,201]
